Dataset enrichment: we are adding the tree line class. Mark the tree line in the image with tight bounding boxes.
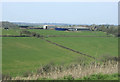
[0,21,18,29]
[20,30,44,38]
[93,25,119,37]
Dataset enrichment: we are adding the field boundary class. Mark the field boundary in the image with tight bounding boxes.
[47,35,112,37]
[1,35,112,38]
[20,30,97,60]
[1,31,103,60]
[43,38,96,60]
[0,35,31,37]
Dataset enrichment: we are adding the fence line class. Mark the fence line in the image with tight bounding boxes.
[43,38,96,60]
[0,35,31,37]
[47,35,112,37]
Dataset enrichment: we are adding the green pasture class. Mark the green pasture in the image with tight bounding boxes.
[2,29,111,36]
[2,29,21,35]
[28,29,109,36]
[2,37,92,76]
[2,29,118,77]
[46,37,118,58]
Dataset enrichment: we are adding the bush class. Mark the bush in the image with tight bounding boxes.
[23,71,32,77]
[80,73,118,80]
[2,74,12,80]
[98,54,119,62]
[37,62,55,74]
[64,75,74,80]
[97,25,118,37]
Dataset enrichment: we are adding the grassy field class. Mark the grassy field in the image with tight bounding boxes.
[28,29,109,36]
[2,29,118,78]
[2,29,112,36]
[2,37,92,76]
[2,29,21,35]
[46,37,118,58]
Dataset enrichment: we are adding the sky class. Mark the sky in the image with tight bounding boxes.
[2,2,118,25]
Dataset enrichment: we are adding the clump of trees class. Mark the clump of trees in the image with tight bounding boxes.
[0,21,18,29]
[95,25,119,37]
[20,30,43,38]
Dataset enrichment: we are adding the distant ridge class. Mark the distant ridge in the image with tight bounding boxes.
[8,22,117,26]
[12,22,72,26]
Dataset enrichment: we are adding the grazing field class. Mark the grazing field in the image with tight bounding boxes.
[2,29,118,79]
[2,29,21,35]
[28,29,109,36]
[46,37,118,58]
[2,37,92,76]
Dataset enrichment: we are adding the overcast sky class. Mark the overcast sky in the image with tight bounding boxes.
[2,2,118,25]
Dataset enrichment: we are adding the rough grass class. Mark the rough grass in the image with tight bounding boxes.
[3,60,118,80]
[60,73,119,80]
[77,73,119,80]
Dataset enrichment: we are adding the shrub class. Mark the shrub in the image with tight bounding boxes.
[80,73,118,80]
[2,74,12,80]
[23,71,32,77]
[98,54,119,62]
[37,62,55,74]
[64,75,74,80]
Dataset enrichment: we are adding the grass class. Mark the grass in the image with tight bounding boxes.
[61,73,119,80]
[28,29,109,36]
[2,37,92,76]
[46,37,118,58]
[3,60,118,80]
[78,73,119,80]
[2,29,22,35]
[2,29,118,79]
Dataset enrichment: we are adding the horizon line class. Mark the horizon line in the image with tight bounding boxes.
[1,20,118,25]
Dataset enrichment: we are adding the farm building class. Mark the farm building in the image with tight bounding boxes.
[29,27,43,29]
[43,25,57,29]
[55,27,91,31]
[19,26,29,29]
[55,28,68,31]
[75,27,91,31]
[67,28,77,31]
